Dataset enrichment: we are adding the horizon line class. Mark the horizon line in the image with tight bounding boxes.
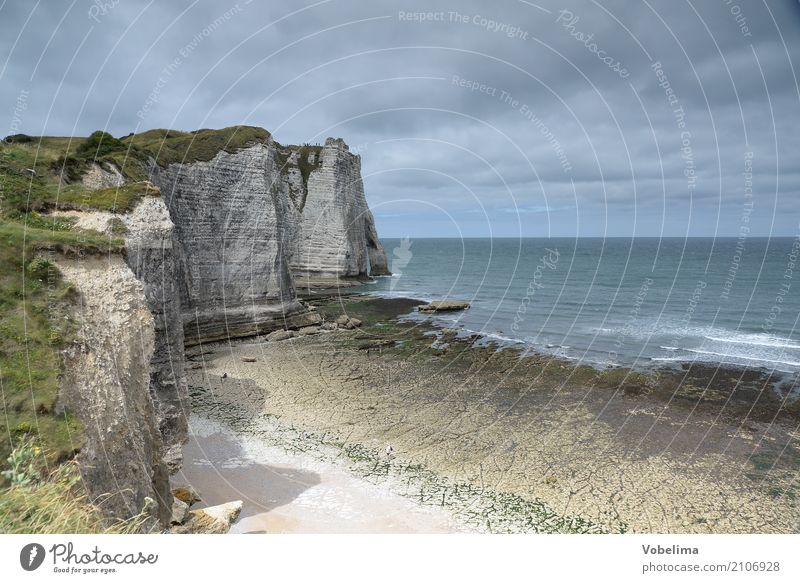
[376,235,798,239]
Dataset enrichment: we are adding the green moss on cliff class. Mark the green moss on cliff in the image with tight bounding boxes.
[54,181,160,213]
[125,125,272,166]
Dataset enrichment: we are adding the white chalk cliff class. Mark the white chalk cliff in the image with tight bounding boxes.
[150,134,389,344]
[53,127,389,525]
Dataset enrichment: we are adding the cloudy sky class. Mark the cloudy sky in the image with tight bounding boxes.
[2,0,799,237]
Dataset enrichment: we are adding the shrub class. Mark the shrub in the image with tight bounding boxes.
[1,437,40,487]
[3,134,33,144]
[26,255,53,278]
[76,131,126,159]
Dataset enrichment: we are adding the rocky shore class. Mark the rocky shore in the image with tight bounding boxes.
[179,295,800,534]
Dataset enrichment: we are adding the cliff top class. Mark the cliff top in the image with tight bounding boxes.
[124,125,273,166]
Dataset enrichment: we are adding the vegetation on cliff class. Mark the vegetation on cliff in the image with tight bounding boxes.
[124,125,272,166]
[0,136,126,469]
[0,439,145,533]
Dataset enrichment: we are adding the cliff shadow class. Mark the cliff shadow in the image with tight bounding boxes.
[173,419,321,526]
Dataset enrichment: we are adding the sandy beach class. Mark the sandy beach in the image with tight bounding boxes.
[179,296,800,534]
[175,415,465,533]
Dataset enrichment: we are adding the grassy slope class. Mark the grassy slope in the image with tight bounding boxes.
[0,134,140,532]
[0,136,127,473]
[0,442,146,533]
[123,125,272,165]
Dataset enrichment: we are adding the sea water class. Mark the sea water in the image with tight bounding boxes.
[358,237,800,375]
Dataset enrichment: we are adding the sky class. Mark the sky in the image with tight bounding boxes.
[1,0,799,237]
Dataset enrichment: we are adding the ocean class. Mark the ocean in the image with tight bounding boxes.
[358,237,800,375]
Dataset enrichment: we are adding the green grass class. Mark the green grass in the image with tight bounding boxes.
[124,125,272,166]
[0,441,146,533]
[54,181,160,213]
[0,160,124,465]
[0,216,125,465]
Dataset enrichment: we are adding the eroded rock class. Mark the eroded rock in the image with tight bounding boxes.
[419,300,471,313]
[266,329,295,342]
[170,498,190,525]
[297,326,321,336]
[334,314,363,329]
[171,501,243,534]
[56,257,172,526]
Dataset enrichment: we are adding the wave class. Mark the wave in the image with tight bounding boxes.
[593,321,799,351]
[682,348,800,368]
[653,348,800,370]
[704,334,800,350]
[480,331,527,345]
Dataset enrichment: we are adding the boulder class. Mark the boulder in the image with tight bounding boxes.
[266,329,295,342]
[334,314,363,329]
[241,356,257,363]
[321,321,338,331]
[418,300,470,313]
[170,500,243,534]
[297,326,321,336]
[170,498,190,525]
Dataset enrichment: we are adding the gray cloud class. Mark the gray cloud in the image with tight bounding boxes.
[1,0,798,236]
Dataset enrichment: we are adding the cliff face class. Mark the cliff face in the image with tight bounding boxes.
[150,133,388,344]
[151,144,317,345]
[56,256,171,525]
[47,127,387,525]
[122,197,188,470]
[288,138,390,279]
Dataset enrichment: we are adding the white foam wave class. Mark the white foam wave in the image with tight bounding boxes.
[704,334,800,350]
[654,348,800,369]
[476,331,527,345]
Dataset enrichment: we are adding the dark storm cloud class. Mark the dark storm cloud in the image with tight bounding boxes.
[1,0,798,236]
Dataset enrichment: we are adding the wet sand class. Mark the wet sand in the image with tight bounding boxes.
[175,416,464,533]
[181,296,800,533]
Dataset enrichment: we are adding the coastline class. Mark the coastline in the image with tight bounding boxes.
[180,295,800,534]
